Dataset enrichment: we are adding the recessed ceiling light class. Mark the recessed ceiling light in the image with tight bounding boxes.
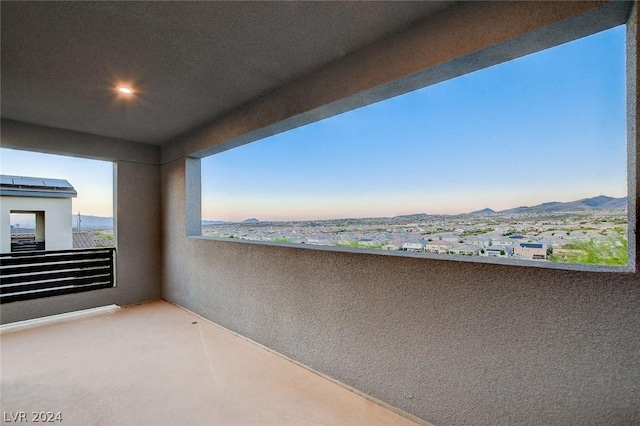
[116,86,134,95]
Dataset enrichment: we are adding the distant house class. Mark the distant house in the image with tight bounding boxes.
[402,239,426,252]
[480,245,513,258]
[432,234,461,243]
[382,242,400,251]
[448,244,479,256]
[514,242,549,260]
[424,240,453,254]
[490,237,515,247]
[1,175,77,252]
[73,231,97,249]
[465,236,491,247]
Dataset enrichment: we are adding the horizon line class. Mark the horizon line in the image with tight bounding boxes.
[203,194,628,223]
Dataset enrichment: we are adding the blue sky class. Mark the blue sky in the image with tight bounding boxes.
[202,25,627,222]
[0,149,113,219]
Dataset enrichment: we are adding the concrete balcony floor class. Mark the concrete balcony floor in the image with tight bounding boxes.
[0,301,422,426]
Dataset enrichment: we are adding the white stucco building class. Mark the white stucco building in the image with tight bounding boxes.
[1,175,77,252]
[514,242,550,260]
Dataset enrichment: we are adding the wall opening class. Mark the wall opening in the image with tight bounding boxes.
[0,149,114,252]
[10,211,44,252]
[196,23,632,271]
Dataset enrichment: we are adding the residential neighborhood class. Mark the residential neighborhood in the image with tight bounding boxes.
[202,201,628,266]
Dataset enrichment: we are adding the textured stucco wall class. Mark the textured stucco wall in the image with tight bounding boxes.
[162,159,640,425]
[1,121,162,323]
[161,2,640,425]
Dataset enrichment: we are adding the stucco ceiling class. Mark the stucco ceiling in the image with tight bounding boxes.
[1,1,455,145]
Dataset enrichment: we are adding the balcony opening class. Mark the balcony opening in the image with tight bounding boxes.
[198,25,630,271]
[0,149,114,251]
[0,149,115,303]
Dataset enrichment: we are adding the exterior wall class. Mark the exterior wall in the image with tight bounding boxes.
[403,242,424,251]
[0,120,162,323]
[491,238,514,246]
[514,244,548,260]
[0,196,73,252]
[164,158,640,426]
[425,242,453,254]
[161,2,639,425]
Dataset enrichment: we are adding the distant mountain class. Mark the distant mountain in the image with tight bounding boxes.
[393,213,429,220]
[202,220,232,225]
[499,195,627,214]
[72,215,113,229]
[469,208,496,215]
[580,195,627,209]
[501,202,563,214]
[242,218,260,224]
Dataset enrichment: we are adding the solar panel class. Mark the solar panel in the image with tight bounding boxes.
[42,178,73,189]
[0,175,76,197]
[13,176,46,187]
[0,175,74,188]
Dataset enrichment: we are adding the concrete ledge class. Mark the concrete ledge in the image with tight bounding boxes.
[190,235,634,274]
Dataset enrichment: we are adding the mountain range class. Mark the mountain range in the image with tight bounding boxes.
[72,215,113,229]
[202,220,233,225]
[469,195,627,215]
[201,195,627,224]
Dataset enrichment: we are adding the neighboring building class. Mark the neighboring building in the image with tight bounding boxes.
[381,242,400,251]
[448,244,480,256]
[465,236,492,247]
[514,242,550,260]
[432,234,461,243]
[490,237,515,246]
[402,239,426,252]
[72,231,97,249]
[480,245,513,258]
[1,175,77,252]
[424,240,454,254]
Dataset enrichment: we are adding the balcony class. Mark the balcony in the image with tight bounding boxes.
[1,1,639,425]
[0,301,421,426]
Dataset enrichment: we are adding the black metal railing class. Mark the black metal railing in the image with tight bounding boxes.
[10,234,45,252]
[11,241,46,252]
[0,248,115,304]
